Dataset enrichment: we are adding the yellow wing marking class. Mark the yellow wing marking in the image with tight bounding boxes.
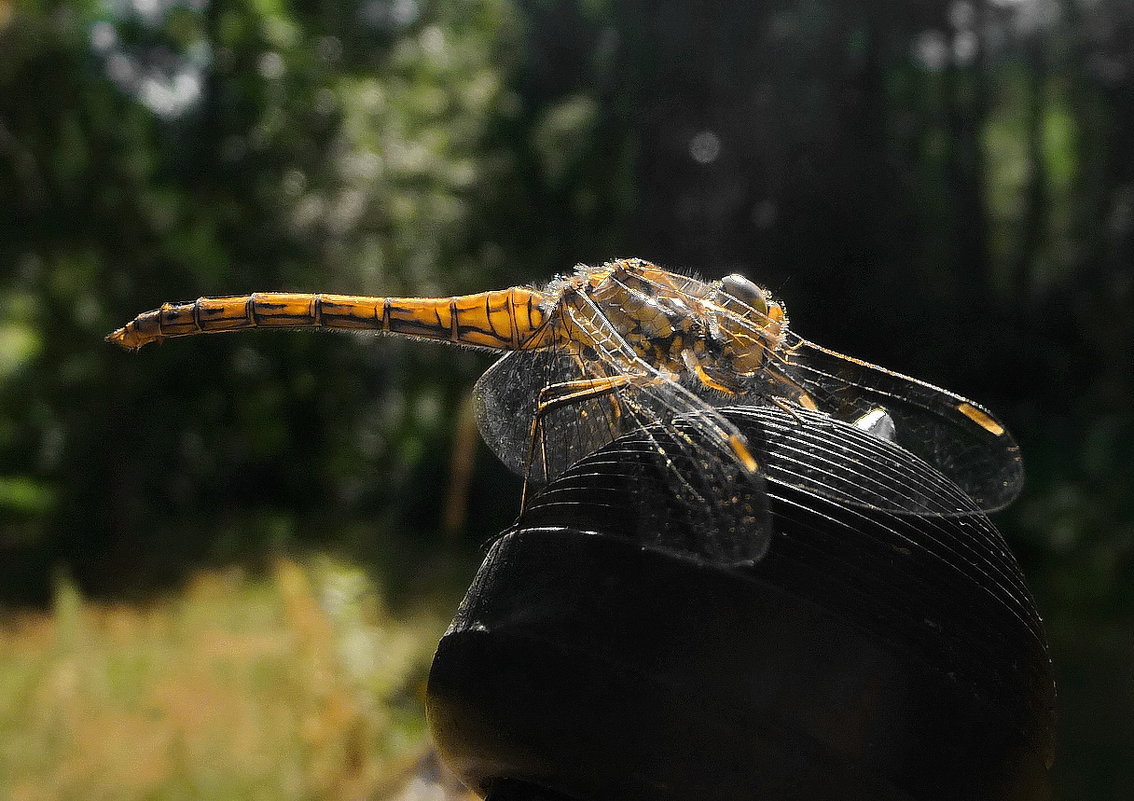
[956,402,1006,437]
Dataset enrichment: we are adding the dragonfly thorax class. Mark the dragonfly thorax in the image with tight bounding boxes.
[566,260,789,396]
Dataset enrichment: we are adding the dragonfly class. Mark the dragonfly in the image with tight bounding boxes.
[107,258,1023,563]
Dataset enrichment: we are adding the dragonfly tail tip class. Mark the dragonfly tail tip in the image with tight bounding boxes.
[105,327,141,352]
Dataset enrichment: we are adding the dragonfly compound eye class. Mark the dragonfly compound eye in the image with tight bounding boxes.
[720,273,768,315]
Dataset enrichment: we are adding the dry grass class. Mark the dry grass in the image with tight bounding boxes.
[0,557,470,801]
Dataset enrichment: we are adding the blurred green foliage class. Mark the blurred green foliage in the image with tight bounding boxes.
[1,0,1132,798]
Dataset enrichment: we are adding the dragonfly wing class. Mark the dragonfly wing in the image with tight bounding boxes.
[474,348,630,482]
[525,405,775,565]
[752,406,987,516]
[774,337,1024,512]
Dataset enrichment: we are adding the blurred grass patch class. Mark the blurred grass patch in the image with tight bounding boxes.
[0,557,455,801]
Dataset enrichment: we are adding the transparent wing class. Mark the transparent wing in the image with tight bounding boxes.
[718,405,1045,643]
[474,299,774,565]
[767,336,1024,512]
[474,347,631,481]
[752,404,999,516]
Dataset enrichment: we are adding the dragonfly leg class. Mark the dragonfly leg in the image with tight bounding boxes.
[769,396,806,424]
[568,351,627,432]
[520,373,643,510]
[680,348,744,395]
[764,362,820,414]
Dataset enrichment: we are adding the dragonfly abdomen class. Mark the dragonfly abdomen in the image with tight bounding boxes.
[106,289,549,352]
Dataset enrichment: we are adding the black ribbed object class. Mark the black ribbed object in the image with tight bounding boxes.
[426,407,1055,801]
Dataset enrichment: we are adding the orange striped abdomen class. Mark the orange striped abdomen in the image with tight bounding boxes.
[106,288,549,352]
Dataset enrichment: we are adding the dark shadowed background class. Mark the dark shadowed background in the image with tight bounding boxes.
[1,1,1131,798]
